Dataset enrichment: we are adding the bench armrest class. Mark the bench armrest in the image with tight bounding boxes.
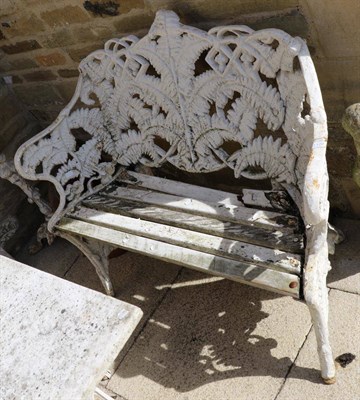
[298,43,329,227]
[14,72,120,231]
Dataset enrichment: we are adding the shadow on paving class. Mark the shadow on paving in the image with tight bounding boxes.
[112,270,322,393]
[327,218,360,290]
[13,218,359,395]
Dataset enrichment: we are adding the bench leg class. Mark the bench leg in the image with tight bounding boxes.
[306,288,336,384]
[59,232,115,296]
[303,220,336,384]
[304,254,335,382]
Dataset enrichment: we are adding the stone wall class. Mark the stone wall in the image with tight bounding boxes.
[0,0,359,217]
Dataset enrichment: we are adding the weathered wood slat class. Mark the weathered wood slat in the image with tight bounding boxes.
[242,189,295,213]
[83,195,305,253]
[100,185,300,232]
[57,218,300,297]
[69,206,302,274]
[122,171,244,206]
[243,189,280,209]
[124,172,297,215]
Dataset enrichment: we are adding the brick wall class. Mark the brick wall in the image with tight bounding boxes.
[0,0,359,217]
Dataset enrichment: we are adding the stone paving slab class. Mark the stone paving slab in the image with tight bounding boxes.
[276,289,360,400]
[66,251,181,371]
[328,218,360,295]
[66,252,181,317]
[16,237,80,278]
[108,268,312,400]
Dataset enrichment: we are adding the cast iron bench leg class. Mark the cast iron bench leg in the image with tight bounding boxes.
[59,232,115,296]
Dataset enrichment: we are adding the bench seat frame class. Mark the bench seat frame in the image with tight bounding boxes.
[14,10,336,383]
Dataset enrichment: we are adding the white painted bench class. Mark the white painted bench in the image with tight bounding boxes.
[14,10,337,383]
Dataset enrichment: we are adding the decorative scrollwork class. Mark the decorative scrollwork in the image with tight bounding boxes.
[0,153,52,217]
[14,10,323,230]
[0,216,18,247]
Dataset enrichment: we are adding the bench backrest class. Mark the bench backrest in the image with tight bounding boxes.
[15,10,329,231]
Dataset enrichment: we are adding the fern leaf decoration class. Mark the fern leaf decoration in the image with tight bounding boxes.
[76,138,102,178]
[230,136,296,183]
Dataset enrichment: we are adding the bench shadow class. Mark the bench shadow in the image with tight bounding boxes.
[73,170,325,390]
[50,166,354,390]
[113,268,322,392]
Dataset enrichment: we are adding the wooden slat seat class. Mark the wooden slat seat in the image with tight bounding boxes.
[59,173,304,298]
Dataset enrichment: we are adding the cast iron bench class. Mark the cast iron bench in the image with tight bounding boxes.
[14,10,337,384]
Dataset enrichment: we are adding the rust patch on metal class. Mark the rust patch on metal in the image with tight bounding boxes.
[289,258,299,266]
[274,215,298,228]
[312,178,320,189]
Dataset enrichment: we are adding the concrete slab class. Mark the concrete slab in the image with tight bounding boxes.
[16,237,80,278]
[276,289,360,400]
[328,218,360,294]
[0,256,142,400]
[108,268,312,400]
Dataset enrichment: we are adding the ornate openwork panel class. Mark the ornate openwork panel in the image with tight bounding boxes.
[15,10,327,230]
